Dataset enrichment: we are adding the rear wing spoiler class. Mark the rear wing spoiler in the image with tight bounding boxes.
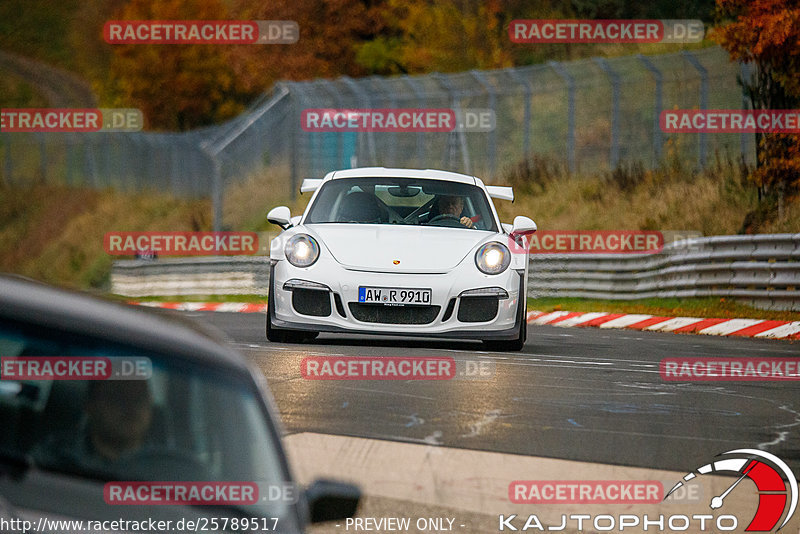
[486,185,514,202]
[300,179,323,193]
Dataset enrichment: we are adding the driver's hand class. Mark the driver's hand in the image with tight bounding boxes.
[460,216,474,229]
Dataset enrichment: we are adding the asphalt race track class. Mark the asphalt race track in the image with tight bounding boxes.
[185,311,800,475]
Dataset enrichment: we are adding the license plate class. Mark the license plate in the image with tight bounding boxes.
[358,286,431,305]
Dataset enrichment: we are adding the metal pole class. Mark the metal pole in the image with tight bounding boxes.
[593,57,621,169]
[372,76,397,166]
[341,76,376,165]
[548,60,576,174]
[637,54,663,165]
[317,80,345,168]
[433,73,470,174]
[402,76,426,167]
[739,61,754,166]
[682,50,709,169]
[509,68,533,158]
[470,70,497,178]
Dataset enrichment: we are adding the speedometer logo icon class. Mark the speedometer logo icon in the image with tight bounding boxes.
[666,449,798,531]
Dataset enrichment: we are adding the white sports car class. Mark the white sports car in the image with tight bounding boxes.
[265,167,536,351]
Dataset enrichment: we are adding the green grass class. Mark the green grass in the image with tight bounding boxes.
[528,297,800,322]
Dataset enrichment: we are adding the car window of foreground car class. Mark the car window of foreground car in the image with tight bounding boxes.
[304,177,498,232]
[0,322,292,523]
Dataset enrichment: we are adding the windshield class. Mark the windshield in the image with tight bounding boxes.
[304,177,498,232]
[0,324,289,521]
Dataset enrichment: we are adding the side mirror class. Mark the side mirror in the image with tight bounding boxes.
[267,206,292,230]
[304,479,360,524]
[512,215,537,234]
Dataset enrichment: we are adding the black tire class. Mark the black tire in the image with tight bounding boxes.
[482,300,526,352]
[266,281,318,343]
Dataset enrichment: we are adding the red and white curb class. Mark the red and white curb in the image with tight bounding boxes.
[526,310,800,340]
[130,301,266,313]
[128,302,799,340]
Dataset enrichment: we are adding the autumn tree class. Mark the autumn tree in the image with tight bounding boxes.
[354,0,516,74]
[106,0,260,130]
[712,0,800,220]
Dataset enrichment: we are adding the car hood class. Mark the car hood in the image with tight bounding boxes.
[307,224,492,272]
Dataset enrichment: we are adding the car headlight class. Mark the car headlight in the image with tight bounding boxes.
[285,234,319,267]
[475,242,510,275]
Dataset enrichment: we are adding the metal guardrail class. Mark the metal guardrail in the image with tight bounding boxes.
[111,256,270,297]
[528,234,800,311]
[111,234,800,311]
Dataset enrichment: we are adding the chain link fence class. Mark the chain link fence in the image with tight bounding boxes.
[1,47,754,211]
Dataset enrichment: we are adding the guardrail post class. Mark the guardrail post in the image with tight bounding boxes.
[509,69,533,158]
[470,70,497,178]
[636,54,663,164]
[593,57,621,169]
[548,60,576,174]
[682,51,708,169]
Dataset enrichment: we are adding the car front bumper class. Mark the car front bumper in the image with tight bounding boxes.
[269,260,526,340]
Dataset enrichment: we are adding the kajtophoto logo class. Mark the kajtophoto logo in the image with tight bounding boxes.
[666,449,797,531]
[498,450,797,531]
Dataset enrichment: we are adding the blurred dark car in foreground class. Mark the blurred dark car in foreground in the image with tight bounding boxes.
[0,274,358,533]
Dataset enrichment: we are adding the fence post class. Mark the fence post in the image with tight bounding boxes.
[637,54,663,165]
[509,68,532,158]
[470,70,497,178]
[341,76,376,166]
[433,73,470,174]
[682,50,708,169]
[38,133,47,184]
[739,61,755,166]
[1,133,10,184]
[317,80,345,169]
[402,76,426,167]
[372,76,397,167]
[548,60,576,174]
[593,57,621,169]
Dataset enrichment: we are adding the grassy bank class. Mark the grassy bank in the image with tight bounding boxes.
[2,154,798,320]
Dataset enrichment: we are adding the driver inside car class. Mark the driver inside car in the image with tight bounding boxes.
[33,380,155,471]
[436,195,474,228]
